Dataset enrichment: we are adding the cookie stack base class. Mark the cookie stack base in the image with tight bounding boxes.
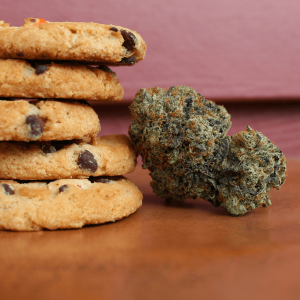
[0,177,142,231]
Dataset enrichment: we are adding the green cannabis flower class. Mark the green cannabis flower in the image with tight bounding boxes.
[129,86,287,216]
[215,126,287,216]
[129,86,232,204]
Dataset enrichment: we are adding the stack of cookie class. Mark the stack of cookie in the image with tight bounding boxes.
[0,18,146,231]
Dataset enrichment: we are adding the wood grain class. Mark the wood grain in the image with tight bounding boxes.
[1,161,300,300]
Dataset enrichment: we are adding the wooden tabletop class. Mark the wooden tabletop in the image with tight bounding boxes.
[1,160,300,300]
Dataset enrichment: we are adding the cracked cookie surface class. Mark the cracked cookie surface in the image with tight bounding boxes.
[0,18,146,65]
[0,135,137,180]
[0,59,124,101]
[0,100,100,141]
[0,176,143,231]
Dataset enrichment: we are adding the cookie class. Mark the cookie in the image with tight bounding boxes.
[0,59,124,101]
[0,135,137,180]
[0,21,9,28]
[0,176,143,231]
[0,99,101,141]
[0,18,146,65]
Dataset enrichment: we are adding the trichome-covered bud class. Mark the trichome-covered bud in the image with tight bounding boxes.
[129,86,287,216]
[129,86,232,203]
[215,126,287,216]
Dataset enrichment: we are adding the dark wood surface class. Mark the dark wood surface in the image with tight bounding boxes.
[1,161,300,300]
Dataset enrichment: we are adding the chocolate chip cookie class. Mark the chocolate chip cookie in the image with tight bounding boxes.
[0,59,124,101]
[0,135,137,180]
[0,176,143,231]
[0,100,100,141]
[0,18,146,65]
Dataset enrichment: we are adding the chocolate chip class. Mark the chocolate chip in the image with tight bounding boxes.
[110,27,118,32]
[35,64,48,75]
[30,19,36,23]
[17,52,24,57]
[41,144,56,154]
[120,30,136,51]
[78,150,98,172]
[26,115,45,139]
[59,185,68,193]
[2,184,14,195]
[90,177,112,183]
[98,65,118,79]
[118,55,136,65]
[98,178,110,183]
[98,65,113,73]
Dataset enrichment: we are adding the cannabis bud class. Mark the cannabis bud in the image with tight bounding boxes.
[215,126,287,216]
[129,86,287,216]
[129,86,232,203]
